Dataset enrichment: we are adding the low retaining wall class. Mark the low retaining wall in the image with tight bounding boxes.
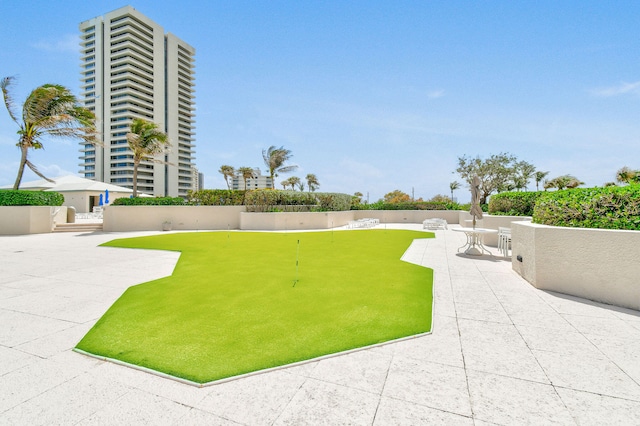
[353,209,461,225]
[240,211,355,230]
[511,221,640,311]
[0,206,67,235]
[103,206,246,232]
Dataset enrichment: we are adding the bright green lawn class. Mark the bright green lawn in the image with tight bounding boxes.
[76,229,433,383]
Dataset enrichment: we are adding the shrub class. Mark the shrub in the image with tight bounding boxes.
[489,191,544,216]
[533,185,640,230]
[353,201,449,211]
[187,189,245,206]
[0,190,64,206]
[111,197,186,206]
[314,193,352,211]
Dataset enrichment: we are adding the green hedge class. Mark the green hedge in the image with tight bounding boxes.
[187,189,245,206]
[111,197,186,206]
[243,189,352,212]
[353,201,449,211]
[0,190,64,206]
[533,185,640,230]
[489,191,544,216]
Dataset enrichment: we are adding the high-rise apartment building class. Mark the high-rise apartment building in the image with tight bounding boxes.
[79,6,196,197]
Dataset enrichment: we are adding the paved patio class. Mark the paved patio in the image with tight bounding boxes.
[1,224,639,425]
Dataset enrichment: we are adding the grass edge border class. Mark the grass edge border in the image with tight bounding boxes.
[74,328,433,387]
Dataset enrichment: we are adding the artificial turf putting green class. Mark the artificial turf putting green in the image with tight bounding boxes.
[76,229,433,383]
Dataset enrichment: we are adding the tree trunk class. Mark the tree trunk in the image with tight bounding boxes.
[13,146,29,190]
[132,160,139,197]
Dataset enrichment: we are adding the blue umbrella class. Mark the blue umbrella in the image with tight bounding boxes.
[99,193,104,206]
[105,189,110,204]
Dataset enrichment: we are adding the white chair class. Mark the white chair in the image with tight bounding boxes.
[498,227,512,257]
[423,218,448,230]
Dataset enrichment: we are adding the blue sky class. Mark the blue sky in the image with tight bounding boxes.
[1,1,639,202]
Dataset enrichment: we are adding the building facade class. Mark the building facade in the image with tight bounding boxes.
[79,6,196,197]
[231,168,273,190]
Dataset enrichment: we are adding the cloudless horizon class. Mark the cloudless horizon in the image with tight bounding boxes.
[1,1,639,202]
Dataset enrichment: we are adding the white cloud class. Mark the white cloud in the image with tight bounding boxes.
[590,81,640,97]
[31,34,78,53]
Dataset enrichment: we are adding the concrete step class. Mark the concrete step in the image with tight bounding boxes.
[54,223,103,233]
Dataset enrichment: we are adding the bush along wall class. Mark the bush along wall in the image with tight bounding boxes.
[187,189,245,206]
[489,191,545,216]
[533,185,640,230]
[0,190,64,206]
[111,196,186,206]
[353,201,450,211]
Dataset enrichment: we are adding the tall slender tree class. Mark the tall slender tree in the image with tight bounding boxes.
[1,77,97,189]
[534,171,549,191]
[126,118,169,197]
[218,165,235,190]
[262,145,298,189]
[236,166,256,190]
[306,173,320,192]
[449,181,460,201]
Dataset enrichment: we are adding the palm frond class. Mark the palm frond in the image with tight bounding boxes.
[1,76,20,124]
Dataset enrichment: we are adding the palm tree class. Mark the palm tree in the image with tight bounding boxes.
[535,171,549,191]
[219,165,235,190]
[262,145,298,189]
[544,175,583,190]
[236,167,256,190]
[1,77,97,189]
[126,118,169,197]
[288,176,301,191]
[616,166,639,185]
[514,161,536,191]
[449,181,460,201]
[306,173,320,192]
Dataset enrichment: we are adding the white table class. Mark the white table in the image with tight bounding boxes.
[452,227,497,256]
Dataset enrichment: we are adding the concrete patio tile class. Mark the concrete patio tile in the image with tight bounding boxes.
[0,372,131,426]
[556,387,640,426]
[458,319,549,383]
[516,325,603,359]
[539,291,618,318]
[608,305,640,323]
[581,333,640,385]
[532,349,640,401]
[382,356,472,417]
[0,358,80,412]
[0,345,40,376]
[273,378,379,425]
[508,310,577,333]
[138,374,213,408]
[0,309,76,347]
[0,285,30,300]
[393,315,464,368]
[173,407,242,425]
[467,370,575,425]
[454,301,512,324]
[373,396,474,425]
[309,347,392,394]
[561,314,640,340]
[15,322,92,358]
[76,388,192,425]
[195,370,306,425]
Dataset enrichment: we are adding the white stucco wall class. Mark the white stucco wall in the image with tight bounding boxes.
[103,206,246,232]
[240,211,355,230]
[512,221,640,311]
[354,210,461,225]
[0,206,59,234]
